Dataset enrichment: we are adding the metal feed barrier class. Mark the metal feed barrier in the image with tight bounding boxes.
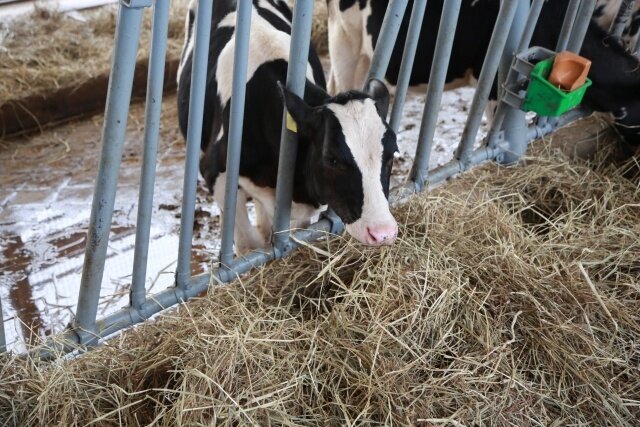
[2,0,637,356]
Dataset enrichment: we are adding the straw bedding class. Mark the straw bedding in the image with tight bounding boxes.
[0,1,187,105]
[0,0,328,106]
[1,139,638,425]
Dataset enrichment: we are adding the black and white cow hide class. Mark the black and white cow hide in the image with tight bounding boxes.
[177,0,399,254]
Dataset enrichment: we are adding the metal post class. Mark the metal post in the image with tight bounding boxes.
[0,297,5,353]
[556,0,581,52]
[176,0,213,287]
[218,1,253,268]
[74,0,146,343]
[272,1,315,257]
[365,0,409,83]
[389,0,428,132]
[543,0,598,132]
[494,0,529,165]
[131,0,170,310]
[567,0,598,53]
[487,0,544,149]
[428,144,507,185]
[517,0,545,53]
[610,0,635,38]
[455,0,519,167]
[409,0,462,191]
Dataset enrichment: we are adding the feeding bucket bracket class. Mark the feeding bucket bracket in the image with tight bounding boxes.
[501,46,592,117]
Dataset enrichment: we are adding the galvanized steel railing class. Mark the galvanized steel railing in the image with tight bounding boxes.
[2,0,636,356]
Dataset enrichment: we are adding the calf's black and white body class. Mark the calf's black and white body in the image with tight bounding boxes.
[327,0,640,146]
[177,0,398,254]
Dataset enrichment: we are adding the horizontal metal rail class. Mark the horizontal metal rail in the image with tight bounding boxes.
[35,216,345,358]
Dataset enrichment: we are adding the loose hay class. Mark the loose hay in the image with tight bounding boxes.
[1,144,639,425]
[0,0,329,105]
[0,1,189,105]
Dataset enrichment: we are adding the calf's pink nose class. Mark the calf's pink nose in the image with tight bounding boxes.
[365,224,398,245]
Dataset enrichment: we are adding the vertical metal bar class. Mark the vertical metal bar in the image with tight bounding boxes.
[567,0,598,53]
[539,0,594,134]
[517,0,546,52]
[494,0,529,165]
[218,1,253,267]
[365,0,409,83]
[487,0,545,149]
[541,0,599,134]
[389,0,428,132]
[130,0,170,309]
[272,1,315,257]
[74,1,144,340]
[610,0,635,37]
[0,297,5,353]
[409,0,462,191]
[176,0,213,287]
[556,0,581,52]
[455,0,519,167]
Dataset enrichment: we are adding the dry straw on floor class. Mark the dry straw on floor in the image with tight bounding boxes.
[1,140,639,426]
[0,0,188,105]
[0,0,329,105]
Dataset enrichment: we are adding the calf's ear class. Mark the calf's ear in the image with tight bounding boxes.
[277,81,320,133]
[364,78,390,120]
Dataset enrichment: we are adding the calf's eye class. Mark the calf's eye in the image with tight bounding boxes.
[325,157,352,171]
[326,157,338,166]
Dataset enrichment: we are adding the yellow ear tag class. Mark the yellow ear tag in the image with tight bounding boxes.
[286,111,298,133]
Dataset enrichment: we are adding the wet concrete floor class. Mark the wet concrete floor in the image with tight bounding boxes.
[0,95,220,352]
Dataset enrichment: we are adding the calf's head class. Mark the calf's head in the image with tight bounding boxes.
[280,79,399,246]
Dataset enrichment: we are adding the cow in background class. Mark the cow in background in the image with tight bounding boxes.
[326,0,640,146]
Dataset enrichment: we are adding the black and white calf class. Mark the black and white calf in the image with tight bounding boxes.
[327,0,640,146]
[177,0,398,254]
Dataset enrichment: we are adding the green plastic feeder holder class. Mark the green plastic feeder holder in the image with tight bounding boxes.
[522,57,592,117]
